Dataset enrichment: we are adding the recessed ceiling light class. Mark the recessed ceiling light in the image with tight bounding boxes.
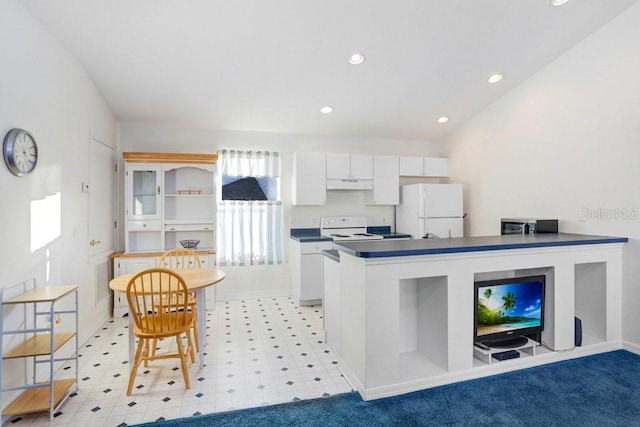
[551,0,569,6]
[437,116,449,124]
[488,73,503,83]
[320,106,333,114]
[349,53,366,65]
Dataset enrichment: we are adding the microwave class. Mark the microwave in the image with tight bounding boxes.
[501,218,558,235]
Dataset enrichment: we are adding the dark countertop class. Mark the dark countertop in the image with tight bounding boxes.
[290,226,411,242]
[290,228,333,243]
[373,232,412,239]
[366,226,411,240]
[322,249,340,262]
[333,233,628,258]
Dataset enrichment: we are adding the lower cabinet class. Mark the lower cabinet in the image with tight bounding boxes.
[112,255,157,317]
[322,255,341,355]
[290,239,333,305]
[112,251,216,316]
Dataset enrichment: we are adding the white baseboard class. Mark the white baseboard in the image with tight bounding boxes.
[622,340,640,355]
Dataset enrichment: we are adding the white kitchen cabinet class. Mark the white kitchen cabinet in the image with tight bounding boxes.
[126,165,162,220]
[326,153,373,180]
[124,152,217,253]
[290,239,333,305]
[112,254,158,317]
[399,156,450,177]
[366,155,399,205]
[424,157,450,177]
[322,254,341,356]
[292,152,326,205]
[125,165,163,253]
[1,279,78,421]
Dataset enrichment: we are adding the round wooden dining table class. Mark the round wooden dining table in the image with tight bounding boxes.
[109,267,225,369]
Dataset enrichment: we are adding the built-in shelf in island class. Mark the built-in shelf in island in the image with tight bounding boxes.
[329,233,627,400]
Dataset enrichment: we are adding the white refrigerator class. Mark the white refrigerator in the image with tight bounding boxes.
[395,183,464,239]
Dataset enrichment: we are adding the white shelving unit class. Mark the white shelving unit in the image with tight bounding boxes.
[472,338,539,365]
[124,152,217,253]
[117,152,219,318]
[0,278,79,422]
[331,238,624,400]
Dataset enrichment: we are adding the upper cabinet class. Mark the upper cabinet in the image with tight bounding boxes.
[292,152,450,206]
[124,152,217,253]
[326,153,373,190]
[399,156,450,177]
[292,152,326,205]
[326,153,373,180]
[127,165,162,220]
[366,155,399,205]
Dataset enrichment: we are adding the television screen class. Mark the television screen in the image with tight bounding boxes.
[474,275,545,348]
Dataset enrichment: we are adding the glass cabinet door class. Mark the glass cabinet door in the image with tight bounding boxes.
[127,165,162,219]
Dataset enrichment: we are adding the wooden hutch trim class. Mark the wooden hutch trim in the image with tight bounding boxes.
[123,152,218,164]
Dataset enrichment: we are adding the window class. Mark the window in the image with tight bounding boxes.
[222,176,278,201]
[216,150,284,266]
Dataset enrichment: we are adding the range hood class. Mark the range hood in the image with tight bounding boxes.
[326,178,373,190]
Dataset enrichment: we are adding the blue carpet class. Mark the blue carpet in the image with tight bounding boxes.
[135,350,640,426]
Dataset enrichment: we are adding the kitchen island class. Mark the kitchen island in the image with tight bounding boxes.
[330,233,627,400]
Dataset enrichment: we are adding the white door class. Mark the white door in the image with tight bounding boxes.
[89,137,116,262]
[349,154,373,179]
[325,153,351,179]
[368,155,399,205]
[423,184,463,217]
[424,218,464,238]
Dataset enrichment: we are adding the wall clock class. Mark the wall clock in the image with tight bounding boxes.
[3,128,38,176]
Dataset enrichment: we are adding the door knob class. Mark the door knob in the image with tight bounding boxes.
[90,239,101,246]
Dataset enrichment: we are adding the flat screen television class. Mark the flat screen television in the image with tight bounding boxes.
[474,274,545,349]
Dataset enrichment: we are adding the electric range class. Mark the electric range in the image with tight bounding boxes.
[320,216,384,242]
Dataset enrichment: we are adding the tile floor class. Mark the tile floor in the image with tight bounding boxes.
[8,297,353,426]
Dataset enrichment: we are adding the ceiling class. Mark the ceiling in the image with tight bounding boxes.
[20,0,640,141]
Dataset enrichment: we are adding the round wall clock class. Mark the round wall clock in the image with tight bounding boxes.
[3,128,38,176]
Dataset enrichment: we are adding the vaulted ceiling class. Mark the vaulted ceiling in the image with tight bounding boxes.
[20,0,640,141]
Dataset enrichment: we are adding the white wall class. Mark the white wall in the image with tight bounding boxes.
[441,3,640,345]
[0,0,117,344]
[118,124,440,299]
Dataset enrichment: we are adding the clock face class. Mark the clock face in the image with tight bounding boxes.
[3,128,38,176]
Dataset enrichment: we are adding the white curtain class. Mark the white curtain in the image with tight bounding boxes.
[217,150,284,266]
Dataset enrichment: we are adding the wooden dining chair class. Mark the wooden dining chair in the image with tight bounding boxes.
[125,268,195,395]
[155,248,202,352]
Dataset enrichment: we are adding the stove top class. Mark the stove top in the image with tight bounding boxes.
[320,216,384,241]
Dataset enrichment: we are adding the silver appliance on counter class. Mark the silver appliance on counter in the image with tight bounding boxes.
[395,183,464,239]
[500,218,558,235]
[320,216,384,243]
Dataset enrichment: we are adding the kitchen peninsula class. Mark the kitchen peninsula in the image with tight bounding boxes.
[329,233,627,400]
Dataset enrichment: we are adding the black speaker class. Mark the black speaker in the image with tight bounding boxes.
[575,317,582,347]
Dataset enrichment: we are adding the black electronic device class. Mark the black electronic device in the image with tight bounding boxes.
[575,316,582,347]
[492,350,520,361]
[474,274,546,349]
[500,218,558,235]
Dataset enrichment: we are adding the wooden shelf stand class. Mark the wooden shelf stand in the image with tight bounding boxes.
[1,278,79,422]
